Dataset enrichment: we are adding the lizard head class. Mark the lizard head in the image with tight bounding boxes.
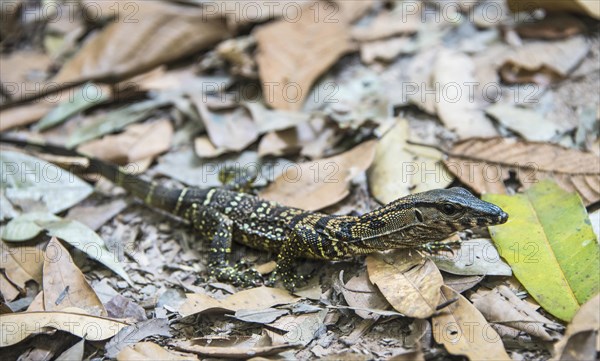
[355,187,508,247]
[405,187,508,240]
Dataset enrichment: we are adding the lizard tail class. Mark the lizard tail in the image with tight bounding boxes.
[0,135,182,212]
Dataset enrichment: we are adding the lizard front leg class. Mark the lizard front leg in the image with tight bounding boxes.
[193,207,262,287]
[271,230,315,291]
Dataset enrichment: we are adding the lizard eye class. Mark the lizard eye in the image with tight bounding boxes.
[442,203,458,215]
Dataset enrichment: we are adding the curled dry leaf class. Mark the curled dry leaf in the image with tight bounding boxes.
[117,342,196,361]
[178,286,299,317]
[78,119,173,165]
[0,310,129,347]
[499,36,590,85]
[432,285,511,361]
[368,119,453,204]
[366,249,443,319]
[43,237,107,316]
[444,137,600,204]
[260,140,377,210]
[53,1,229,84]
[484,180,599,322]
[255,1,353,110]
[341,271,390,319]
[471,285,562,341]
[553,293,600,361]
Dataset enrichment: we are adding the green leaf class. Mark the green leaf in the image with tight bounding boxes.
[1,212,60,241]
[35,83,110,131]
[0,151,93,217]
[41,219,133,286]
[66,97,171,148]
[484,180,600,321]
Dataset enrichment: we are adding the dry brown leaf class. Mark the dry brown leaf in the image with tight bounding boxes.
[432,285,511,361]
[516,14,586,40]
[471,285,562,341]
[368,119,453,204]
[191,97,259,152]
[444,137,600,204]
[53,2,229,84]
[341,271,389,319]
[507,0,600,20]
[0,310,129,347]
[260,140,376,210]
[178,286,299,317]
[500,36,590,85]
[117,342,197,361]
[0,51,51,92]
[27,291,45,312]
[352,10,420,42]
[406,48,438,115]
[553,293,600,360]
[0,240,43,286]
[442,273,484,294]
[0,273,19,301]
[77,119,173,164]
[0,102,55,131]
[254,1,353,111]
[43,237,106,316]
[173,339,299,359]
[193,136,229,158]
[366,250,443,319]
[434,49,498,138]
[266,309,327,345]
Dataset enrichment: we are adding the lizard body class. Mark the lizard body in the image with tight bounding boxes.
[1,137,508,289]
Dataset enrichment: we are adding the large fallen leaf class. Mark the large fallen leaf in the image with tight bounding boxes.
[368,119,453,204]
[507,0,599,20]
[553,293,600,360]
[42,219,133,286]
[431,238,512,276]
[0,151,93,216]
[486,103,571,142]
[266,309,327,346]
[117,342,196,361]
[434,49,498,138]
[178,286,299,317]
[0,310,128,347]
[2,212,61,241]
[366,250,443,318]
[0,240,44,286]
[471,285,562,341]
[432,285,510,361]
[499,36,590,85]
[53,2,229,84]
[341,271,389,319]
[260,141,376,210]
[254,1,353,110]
[444,137,600,204]
[77,119,173,164]
[43,237,106,316]
[484,180,600,321]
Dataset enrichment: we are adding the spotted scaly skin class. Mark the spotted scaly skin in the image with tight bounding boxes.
[0,138,509,290]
